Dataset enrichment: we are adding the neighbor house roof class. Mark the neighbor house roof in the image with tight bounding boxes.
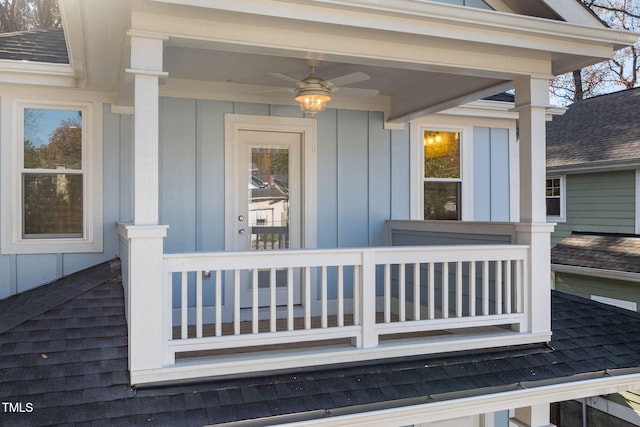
[547,87,640,173]
[0,27,68,64]
[2,261,640,425]
[551,233,640,274]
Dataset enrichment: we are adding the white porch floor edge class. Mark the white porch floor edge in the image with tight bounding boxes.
[130,331,551,385]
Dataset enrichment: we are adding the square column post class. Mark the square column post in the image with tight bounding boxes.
[513,403,556,427]
[125,32,170,382]
[514,75,554,337]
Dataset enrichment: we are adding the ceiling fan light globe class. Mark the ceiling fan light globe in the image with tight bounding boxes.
[295,91,332,116]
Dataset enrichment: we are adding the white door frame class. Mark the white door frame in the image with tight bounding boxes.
[224,114,318,251]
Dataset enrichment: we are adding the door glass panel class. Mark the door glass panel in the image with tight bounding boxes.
[249,145,290,250]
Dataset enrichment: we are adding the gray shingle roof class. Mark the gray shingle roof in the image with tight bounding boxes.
[551,233,640,274]
[2,261,640,425]
[0,27,68,64]
[547,87,640,168]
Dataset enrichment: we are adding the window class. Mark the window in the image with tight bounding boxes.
[23,108,83,238]
[423,130,462,220]
[1,100,102,254]
[546,176,565,221]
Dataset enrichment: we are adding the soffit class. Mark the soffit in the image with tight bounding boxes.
[61,0,638,120]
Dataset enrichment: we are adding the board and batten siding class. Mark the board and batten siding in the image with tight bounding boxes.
[0,104,123,299]
[473,126,510,222]
[158,98,412,254]
[552,170,636,246]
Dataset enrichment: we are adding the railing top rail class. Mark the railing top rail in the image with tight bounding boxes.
[162,244,529,272]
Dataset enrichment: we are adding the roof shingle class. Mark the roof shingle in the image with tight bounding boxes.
[2,261,640,425]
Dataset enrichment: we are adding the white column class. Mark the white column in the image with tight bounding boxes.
[125,33,170,381]
[514,404,556,427]
[514,75,553,336]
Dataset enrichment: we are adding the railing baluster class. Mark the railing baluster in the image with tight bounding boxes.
[496,260,503,315]
[384,263,391,323]
[321,266,328,329]
[469,261,476,317]
[304,266,311,329]
[399,263,406,322]
[505,260,512,314]
[337,265,344,327]
[252,269,259,334]
[428,262,435,320]
[482,261,490,315]
[442,261,449,319]
[517,259,524,313]
[456,261,463,317]
[287,267,294,331]
[215,270,222,337]
[234,270,240,335]
[270,268,277,332]
[196,271,203,338]
[181,272,188,339]
[353,265,361,326]
[414,262,420,321]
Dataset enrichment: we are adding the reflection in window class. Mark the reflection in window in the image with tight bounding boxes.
[22,108,83,238]
[423,130,461,220]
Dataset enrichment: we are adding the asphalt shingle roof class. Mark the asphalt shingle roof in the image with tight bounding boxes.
[0,27,68,64]
[551,233,640,273]
[2,260,640,426]
[547,87,640,168]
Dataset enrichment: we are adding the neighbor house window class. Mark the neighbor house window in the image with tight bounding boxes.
[546,175,565,221]
[423,130,461,220]
[1,100,102,254]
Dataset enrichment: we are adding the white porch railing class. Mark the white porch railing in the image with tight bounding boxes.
[154,244,535,381]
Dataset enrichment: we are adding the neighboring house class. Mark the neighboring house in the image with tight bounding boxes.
[1,0,639,425]
[547,88,640,309]
[547,88,640,425]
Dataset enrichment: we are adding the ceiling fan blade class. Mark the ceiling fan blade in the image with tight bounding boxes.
[334,87,380,98]
[325,71,370,87]
[269,72,304,85]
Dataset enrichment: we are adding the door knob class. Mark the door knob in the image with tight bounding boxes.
[238,228,246,234]
[238,215,245,221]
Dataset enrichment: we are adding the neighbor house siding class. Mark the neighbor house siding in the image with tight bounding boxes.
[554,272,640,311]
[552,171,636,246]
[0,103,122,299]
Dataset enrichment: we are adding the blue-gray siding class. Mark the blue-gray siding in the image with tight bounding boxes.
[473,126,510,222]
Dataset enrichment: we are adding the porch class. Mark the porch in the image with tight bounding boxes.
[118,220,553,385]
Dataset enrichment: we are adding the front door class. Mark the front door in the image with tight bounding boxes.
[236,130,302,307]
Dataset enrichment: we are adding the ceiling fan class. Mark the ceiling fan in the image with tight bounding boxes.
[269,60,379,115]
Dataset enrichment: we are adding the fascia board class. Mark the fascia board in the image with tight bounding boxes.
[0,60,78,87]
[58,0,86,85]
[542,0,606,28]
[551,264,640,283]
[547,158,640,175]
[149,0,638,52]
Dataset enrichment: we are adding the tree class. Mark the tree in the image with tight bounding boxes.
[0,0,60,33]
[550,0,640,105]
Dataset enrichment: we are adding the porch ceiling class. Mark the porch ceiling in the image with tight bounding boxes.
[64,0,638,121]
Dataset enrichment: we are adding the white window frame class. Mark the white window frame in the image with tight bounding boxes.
[1,99,103,254]
[410,124,471,221]
[545,175,566,223]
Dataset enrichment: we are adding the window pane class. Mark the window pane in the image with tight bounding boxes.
[23,173,83,237]
[24,108,82,170]
[546,198,560,217]
[424,182,460,220]
[424,131,460,179]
